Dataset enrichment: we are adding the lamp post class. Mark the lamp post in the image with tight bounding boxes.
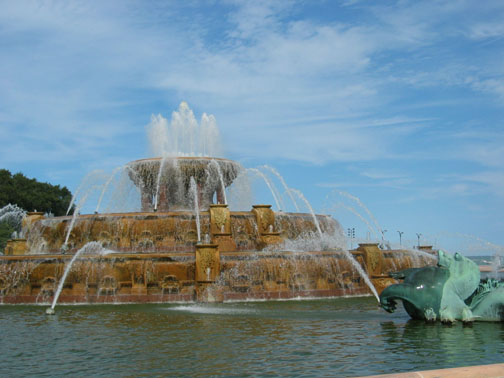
[416,233,422,248]
[381,229,388,241]
[347,227,355,249]
[397,231,404,246]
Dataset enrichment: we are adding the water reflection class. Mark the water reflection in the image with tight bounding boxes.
[378,319,504,371]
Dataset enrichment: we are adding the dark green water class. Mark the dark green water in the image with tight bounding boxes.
[1,297,503,377]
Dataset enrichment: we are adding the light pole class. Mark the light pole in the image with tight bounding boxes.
[347,227,355,249]
[397,231,404,246]
[381,229,388,241]
[416,233,422,248]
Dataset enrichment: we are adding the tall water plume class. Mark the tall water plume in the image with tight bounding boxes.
[147,102,223,158]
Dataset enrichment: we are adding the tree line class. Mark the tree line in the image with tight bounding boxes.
[0,169,73,251]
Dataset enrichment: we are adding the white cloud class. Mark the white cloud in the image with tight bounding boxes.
[463,171,504,197]
[360,170,408,181]
[469,77,504,101]
[456,141,504,168]
[0,0,503,176]
[469,21,504,40]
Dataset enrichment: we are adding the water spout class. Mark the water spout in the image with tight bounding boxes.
[342,249,380,302]
[189,177,201,243]
[95,166,123,214]
[47,242,111,314]
[336,191,382,236]
[153,156,168,211]
[63,192,91,250]
[210,160,228,205]
[261,165,300,212]
[66,170,105,215]
[288,188,322,237]
[247,168,283,211]
[330,202,379,240]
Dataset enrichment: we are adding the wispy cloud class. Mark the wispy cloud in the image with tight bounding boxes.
[469,21,504,40]
[463,171,504,197]
[1,0,502,165]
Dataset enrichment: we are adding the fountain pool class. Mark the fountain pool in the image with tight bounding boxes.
[1,298,503,377]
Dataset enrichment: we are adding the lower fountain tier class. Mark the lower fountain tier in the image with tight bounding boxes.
[0,247,433,304]
[14,206,341,254]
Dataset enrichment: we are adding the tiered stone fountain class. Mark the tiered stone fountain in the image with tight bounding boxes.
[0,103,434,305]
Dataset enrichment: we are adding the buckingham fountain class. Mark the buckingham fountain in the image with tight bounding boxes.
[0,102,436,307]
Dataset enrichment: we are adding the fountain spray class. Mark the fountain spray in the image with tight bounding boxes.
[336,191,383,236]
[189,177,201,243]
[341,249,380,302]
[0,204,26,235]
[154,155,168,211]
[330,202,379,240]
[63,192,91,251]
[95,166,123,213]
[247,168,283,211]
[46,242,112,315]
[288,188,322,237]
[261,165,300,212]
[210,159,228,205]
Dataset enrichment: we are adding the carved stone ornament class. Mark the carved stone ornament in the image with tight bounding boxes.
[212,208,228,233]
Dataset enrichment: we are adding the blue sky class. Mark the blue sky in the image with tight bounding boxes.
[1,0,503,255]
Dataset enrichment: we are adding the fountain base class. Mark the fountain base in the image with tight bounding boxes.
[0,245,434,304]
[1,200,436,305]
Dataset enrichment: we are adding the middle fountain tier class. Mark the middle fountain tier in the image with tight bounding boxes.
[23,156,342,254]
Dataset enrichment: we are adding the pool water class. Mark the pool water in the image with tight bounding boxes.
[1,297,503,377]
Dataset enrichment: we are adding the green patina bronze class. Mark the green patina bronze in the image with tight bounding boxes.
[380,250,504,322]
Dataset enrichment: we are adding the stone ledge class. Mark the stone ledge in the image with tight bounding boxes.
[357,363,504,378]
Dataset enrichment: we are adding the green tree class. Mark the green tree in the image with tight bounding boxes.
[0,169,72,215]
[0,222,14,251]
[0,169,73,252]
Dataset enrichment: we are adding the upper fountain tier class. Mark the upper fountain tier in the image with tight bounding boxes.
[127,157,242,212]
